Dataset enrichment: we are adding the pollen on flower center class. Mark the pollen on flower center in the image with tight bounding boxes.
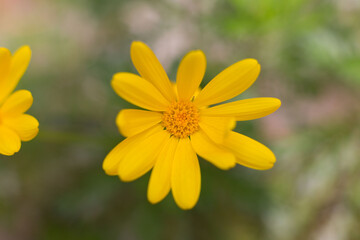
[162,101,200,138]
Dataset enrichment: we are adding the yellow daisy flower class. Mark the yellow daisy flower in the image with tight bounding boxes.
[103,41,281,209]
[0,46,39,156]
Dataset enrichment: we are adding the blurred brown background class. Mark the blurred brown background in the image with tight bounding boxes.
[1,0,360,239]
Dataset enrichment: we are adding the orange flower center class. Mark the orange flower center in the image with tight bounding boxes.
[162,101,200,138]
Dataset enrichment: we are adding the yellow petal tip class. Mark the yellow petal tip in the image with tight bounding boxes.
[175,200,196,210]
[276,98,282,107]
[16,45,32,57]
[131,41,147,50]
[147,193,161,205]
[270,98,282,112]
[118,173,135,182]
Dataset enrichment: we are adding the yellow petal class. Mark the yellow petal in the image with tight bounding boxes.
[103,139,131,176]
[0,46,31,104]
[199,116,233,144]
[176,50,206,101]
[0,90,33,117]
[130,41,176,102]
[3,114,39,141]
[116,109,162,137]
[171,138,201,210]
[111,72,169,111]
[103,126,160,176]
[191,130,236,170]
[194,59,260,107]
[147,137,178,204]
[224,131,276,170]
[202,98,281,120]
[0,125,21,156]
[118,126,169,182]
[0,48,11,85]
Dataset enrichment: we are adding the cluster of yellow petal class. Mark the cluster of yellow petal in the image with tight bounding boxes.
[162,101,200,138]
[0,46,38,156]
[104,41,281,210]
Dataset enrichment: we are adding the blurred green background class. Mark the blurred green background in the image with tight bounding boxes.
[1,0,360,239]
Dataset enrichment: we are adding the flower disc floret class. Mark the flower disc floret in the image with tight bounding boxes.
[162,101,200,138]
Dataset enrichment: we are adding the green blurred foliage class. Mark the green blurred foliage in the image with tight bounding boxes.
[0,0,360,239]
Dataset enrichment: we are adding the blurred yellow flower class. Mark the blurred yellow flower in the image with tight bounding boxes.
[103,41,281,209]
[0,46,39,156]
